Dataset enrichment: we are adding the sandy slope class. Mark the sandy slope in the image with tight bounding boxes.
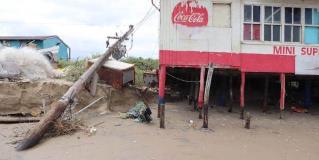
[1,102,319,160]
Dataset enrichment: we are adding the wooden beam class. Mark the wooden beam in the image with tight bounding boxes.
[198,66,205,119]
[203,64,214,129]
[89,72,99,96]
[0,116,40,124]
[240,72,246,120]
[16,25,135,151]
[280,73,286,119]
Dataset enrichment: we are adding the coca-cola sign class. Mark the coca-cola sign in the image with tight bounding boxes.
[172,0,208,27]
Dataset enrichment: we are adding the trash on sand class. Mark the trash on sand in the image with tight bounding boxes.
[188,120,196,128]
[291,106,308,113]
[89,127,97,135]
[119,101,152,123]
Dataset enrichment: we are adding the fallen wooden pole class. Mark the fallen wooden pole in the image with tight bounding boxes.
[0,116,40,124]
[16,25,134,151]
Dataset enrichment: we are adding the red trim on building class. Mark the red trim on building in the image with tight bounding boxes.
[160,50,295,73]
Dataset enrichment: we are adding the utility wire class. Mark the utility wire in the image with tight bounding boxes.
[166,73,200,83]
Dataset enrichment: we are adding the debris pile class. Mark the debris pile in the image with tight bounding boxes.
[0,47,63,80]
[120,101,152,123]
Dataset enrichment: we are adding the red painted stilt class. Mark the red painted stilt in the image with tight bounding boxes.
[240,72,246,119]
[280,73,285,119]
[198,66,205,119]
[158,65,167,128]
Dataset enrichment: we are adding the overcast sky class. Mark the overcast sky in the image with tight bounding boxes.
[0,0,160,59]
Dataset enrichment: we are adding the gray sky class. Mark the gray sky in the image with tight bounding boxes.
[0,0,159,59]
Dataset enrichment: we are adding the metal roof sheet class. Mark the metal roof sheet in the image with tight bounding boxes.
[0,35,58,40]
[89,58,134,71]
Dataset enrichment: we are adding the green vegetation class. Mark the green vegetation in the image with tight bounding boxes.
[122,57,159,86]
[58,56,159,86]
[58,59,87,82]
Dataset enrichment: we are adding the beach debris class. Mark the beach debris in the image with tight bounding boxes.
[120,101,152,123]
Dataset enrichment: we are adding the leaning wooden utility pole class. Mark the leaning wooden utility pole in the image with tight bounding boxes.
[16,25,134,151]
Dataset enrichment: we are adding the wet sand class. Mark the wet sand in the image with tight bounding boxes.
[1,102,319,160]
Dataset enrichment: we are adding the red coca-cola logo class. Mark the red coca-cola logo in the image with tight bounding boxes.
[172,0,208,27]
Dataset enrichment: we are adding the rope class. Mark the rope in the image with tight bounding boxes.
[166,73,200,83]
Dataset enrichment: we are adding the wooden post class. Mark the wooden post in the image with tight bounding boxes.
[240,72,246,119]
[158,65,166,128]
[263,75,269,112]
[198,66,205,119]
[228,74,233,113]
[280,73,285,119]
[16,25,135,151]
[89,72,99,96]
[194,80,199,111]
[203,64,214,128]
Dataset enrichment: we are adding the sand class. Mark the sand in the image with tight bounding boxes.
[1,102,319,160]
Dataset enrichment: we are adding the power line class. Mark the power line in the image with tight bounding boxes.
[166,73,200,83]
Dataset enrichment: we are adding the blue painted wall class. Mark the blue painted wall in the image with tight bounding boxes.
[43,37,69,60]
[3,37,69,60]
[6,40,43,48]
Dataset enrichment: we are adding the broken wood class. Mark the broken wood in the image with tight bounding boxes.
[16,25,134,151]
[75,97,105,115]
[0,116,40,124]
[89,72,99,96]
[203,64,214,129]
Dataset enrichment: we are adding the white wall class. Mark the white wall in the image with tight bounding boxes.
[160,0,319,75]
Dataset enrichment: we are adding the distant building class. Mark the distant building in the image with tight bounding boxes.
[0,35,70,60]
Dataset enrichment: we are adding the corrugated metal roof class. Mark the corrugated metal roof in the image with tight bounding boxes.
[89,59,134,71]
[0,35,58,40]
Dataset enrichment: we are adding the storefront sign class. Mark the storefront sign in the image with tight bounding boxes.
[273,46,319,56]
[172,0,208,27]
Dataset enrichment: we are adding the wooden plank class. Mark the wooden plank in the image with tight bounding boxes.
[89,72,99,96]
[0,116,40,124]
[203,64,214,128]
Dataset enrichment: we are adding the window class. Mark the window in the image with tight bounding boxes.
[264,6,281,41]
[212,3,231,28]
[244,5,261,40]
[284,7,301,42]
[304,8,319,44]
